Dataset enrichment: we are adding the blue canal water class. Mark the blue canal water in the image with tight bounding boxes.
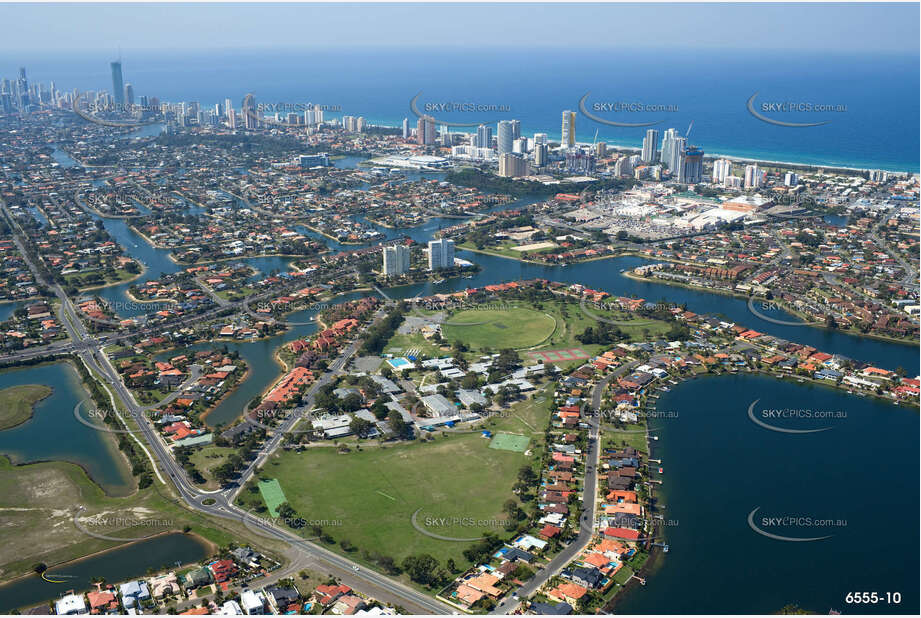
[615,373,919,615]
[0,533,209,613]
[0,361,133,495]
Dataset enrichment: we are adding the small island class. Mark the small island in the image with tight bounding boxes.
[0,384,53,431]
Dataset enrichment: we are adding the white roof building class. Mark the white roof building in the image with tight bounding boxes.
[219,600,244,615]
[421,394,456,417]
[240,590,266,615]
[55,593,87,615]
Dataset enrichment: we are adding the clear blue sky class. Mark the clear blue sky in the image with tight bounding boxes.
[0,2,916,54]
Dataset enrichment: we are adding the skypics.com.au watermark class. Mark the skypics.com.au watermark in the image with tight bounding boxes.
[579,92,676,128]
[249,299,333,326]
[747,506,846,542]
[747,399,846,434]
[747,298,823,327]
[73,401,149,435]
[74,507,175,542]
[409,92,510,127]
[746,92,846,128]
[422,516,513,529]
[255,102,342,114]
[590,101,679,114]
[76,298,177,328]
[422,102,510,114]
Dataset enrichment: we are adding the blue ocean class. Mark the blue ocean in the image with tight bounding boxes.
[4,47,919,171]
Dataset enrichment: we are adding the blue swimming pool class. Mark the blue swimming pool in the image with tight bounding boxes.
[387,357,413,369]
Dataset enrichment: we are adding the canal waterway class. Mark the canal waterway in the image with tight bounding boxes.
[0,361,133,495]
[615,373,919,614]
[0,532,209,613]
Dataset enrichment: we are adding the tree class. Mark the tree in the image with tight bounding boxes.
[349,417,374,437]
[388,410,409,438]
[401,554,441,587]
[341,393,363,412]
[517,465,537,485]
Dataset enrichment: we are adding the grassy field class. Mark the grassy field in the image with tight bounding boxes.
[457,240,557,261]
[188,445,237,490]
[441,307,556,350]
[240,433,536,569]
[237,382,556,577]
[602,422,649,455]
[0,384,52,431]
[384,331,448,359]
[0,454,261,587]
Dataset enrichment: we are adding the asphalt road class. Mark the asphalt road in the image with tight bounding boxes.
[1,203,451,614]
[490,360,639,614]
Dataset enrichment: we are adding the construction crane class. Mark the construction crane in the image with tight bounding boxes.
[685,121,694,139]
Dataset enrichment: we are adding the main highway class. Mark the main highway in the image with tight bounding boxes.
[2,199,452,614]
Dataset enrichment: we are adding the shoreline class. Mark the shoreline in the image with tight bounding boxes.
[71,261,147,293]
[199,363,252,428]
[0,530,215,603]
[362,119,917,175]
[621,269,919,347]
[0,357,137,499]
[0,383,53,432]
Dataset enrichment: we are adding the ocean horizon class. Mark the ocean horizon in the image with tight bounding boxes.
[4,47,919,172]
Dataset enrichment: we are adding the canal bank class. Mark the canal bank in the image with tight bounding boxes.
[612,373,919,615]
[0,361,133,496]
[0,532,210,613]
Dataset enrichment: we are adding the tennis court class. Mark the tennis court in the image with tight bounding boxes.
[258,478,288,517]
[528,347,590,363]
[489,432,530,452]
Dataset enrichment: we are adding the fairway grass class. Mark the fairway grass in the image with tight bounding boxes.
[442,307,555,350]
[253,432,535,567]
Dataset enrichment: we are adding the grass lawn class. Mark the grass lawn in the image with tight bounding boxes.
[0,384,52,431]
[383,332,448,359]
[613,565,634,585]
[258,479,288,518]
[602,422,649,455]
[188,445,237,490]
[489,432,530,452]
[241,432,537,569]
[442,307,556,350]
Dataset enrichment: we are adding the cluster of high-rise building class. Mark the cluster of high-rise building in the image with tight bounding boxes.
[383,240,458,275]
[341,115,364,132]
[1,67,82,115]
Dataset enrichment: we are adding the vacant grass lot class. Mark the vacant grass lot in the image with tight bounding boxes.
[602,422,649,455]
[442,307,556,350]
[0,384,52,431]
[188,445,238,490]
[0,456,243,588]
[248,432,535,568]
